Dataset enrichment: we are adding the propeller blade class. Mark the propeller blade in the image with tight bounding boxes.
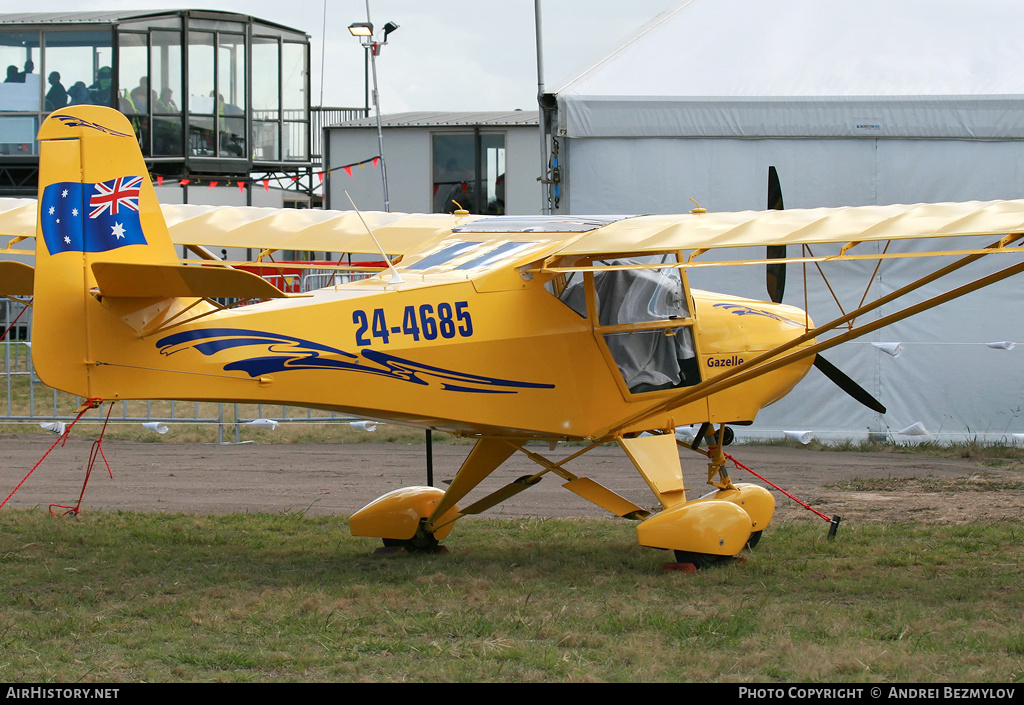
[767,165,784,211]
[766,166,786,303]
[813,354,886,414]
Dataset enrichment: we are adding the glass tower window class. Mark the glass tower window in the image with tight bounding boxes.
[186,27,246,159]
[281,41,307,161]
[151,31,182,155]
[1,29,114,156]
[251,36,280,160]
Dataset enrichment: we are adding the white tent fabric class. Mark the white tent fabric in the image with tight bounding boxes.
[553,0,1024,441]
[558,0,1024,139]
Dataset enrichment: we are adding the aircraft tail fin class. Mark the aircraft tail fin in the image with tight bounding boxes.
[32,106,179,394]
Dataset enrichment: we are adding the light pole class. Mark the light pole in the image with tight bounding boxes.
[348,19,399,212]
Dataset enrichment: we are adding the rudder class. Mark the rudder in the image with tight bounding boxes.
[32,106,178,395]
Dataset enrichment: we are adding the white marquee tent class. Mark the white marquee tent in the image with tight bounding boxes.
[553,0,1024,441]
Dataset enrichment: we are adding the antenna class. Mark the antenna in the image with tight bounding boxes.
[344,190,404,286]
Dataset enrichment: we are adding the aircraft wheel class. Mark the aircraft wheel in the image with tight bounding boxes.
[672,550,733,569]
[746,530,763,550]
[382,533,439,553]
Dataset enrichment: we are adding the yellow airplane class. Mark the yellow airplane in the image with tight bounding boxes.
[4,105,1024,567]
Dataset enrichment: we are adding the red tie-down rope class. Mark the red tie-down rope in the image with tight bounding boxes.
[0,399,110,514]
[723,451,842,539]
[49,401,115,518]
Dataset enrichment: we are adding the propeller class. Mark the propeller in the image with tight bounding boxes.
[812,354,887,414]
[766,166,786,303]
[763,165,885,414]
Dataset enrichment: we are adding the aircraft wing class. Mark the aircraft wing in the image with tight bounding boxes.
[545,199,1024,261]
[11,197,1024,260]
[159,204,485,255]
[0,198,485,256]
[0,198,36,241]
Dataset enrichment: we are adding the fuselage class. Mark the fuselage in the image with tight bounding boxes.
[52,235,817,440]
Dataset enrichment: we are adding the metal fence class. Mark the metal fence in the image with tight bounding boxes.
[1,263,374,439]
[310,107,369,163]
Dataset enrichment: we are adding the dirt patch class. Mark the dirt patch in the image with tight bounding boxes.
[3,435,1022,527]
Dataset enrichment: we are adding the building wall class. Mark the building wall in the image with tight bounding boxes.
[326,128,427,212]
[327,124,542,215]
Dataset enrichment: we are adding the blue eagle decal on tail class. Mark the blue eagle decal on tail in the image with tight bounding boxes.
[156,328,554,394]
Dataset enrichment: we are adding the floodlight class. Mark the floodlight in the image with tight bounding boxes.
[348,22,373,37]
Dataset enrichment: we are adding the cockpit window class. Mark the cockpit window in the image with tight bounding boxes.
[603,328,698,392]
[406,242,483,270]
[546,271,587,318]
[594,264,689,326]
[592,256,700,393]
[453,241,538,270]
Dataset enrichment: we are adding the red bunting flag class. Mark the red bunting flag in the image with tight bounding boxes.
[237,181,245,193]
[291,176,298,183]
[373,158,379,168]
[433,184,439,195]
[317,172,324,183]
[180,179,190,186]
[209,181,218,189]
[461,182,468,193]
[344,166,352,177]
[262,180,269,192]
[156,175,163,186]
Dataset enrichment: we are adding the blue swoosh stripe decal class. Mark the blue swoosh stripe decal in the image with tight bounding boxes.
[156,328,554,394]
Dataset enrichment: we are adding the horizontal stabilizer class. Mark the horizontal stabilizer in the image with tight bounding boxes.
[562,477,650,519]
[0,261,34,295]
[91,262,293,300]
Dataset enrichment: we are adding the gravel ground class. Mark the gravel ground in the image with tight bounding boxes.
[3,435,1021,525]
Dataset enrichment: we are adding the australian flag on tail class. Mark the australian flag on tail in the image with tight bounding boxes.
[40,176,148,255]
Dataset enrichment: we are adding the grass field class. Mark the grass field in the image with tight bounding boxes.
[1,510,1021,683]
[2,371,1023,682]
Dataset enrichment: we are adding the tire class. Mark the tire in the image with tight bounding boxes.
[672,551,732,569]
[383,533,439,553]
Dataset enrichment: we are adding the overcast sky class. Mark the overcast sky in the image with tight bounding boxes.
[24,0,683,112]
